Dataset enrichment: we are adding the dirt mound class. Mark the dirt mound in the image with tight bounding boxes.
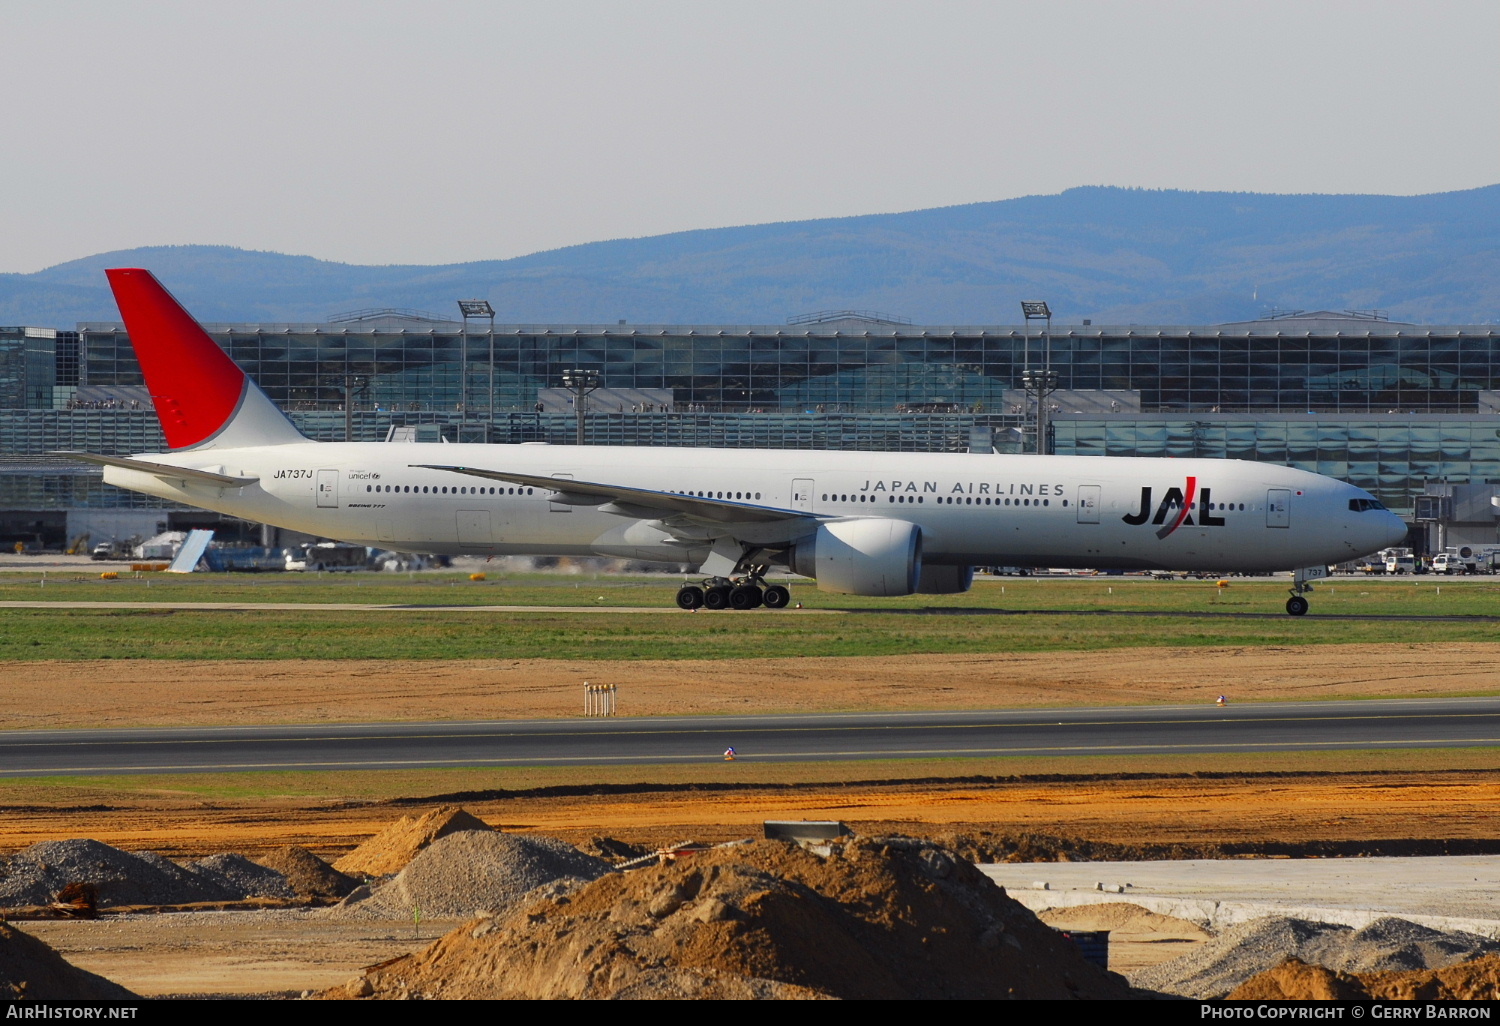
[0,922,137,999]
[1231,954,1500,1000]
[0,839,233,908]
[253,846,359,899]
[1038,901,1213,953]
[334,830,609,920]
[576,836,653,864]
[321,837,1134,1000]
[1364,953,1500,1000]
[333,807,492,878]
[1306,917,1500,975]
[1039,902,1213,973]
[1227,958,1368,1000]
[1135,916,1500,998]
[185,854,295,900]
[1039,902,1209,936]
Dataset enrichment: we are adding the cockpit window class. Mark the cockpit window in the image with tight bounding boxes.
[1348,498,1387,512]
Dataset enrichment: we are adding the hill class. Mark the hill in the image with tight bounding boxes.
[4,185,1498,327]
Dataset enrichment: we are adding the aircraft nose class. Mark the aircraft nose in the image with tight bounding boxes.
[1380,511,1409,548]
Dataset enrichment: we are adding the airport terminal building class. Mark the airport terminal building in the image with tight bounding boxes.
[3,308,1499,550]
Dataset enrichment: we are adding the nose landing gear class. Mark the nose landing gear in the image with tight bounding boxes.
[1285,564,1328,616]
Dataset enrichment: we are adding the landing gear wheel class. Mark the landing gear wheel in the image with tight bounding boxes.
[729,585,763,610]
[676,585,704,610]
[762,584,791,609]
[703,585,732,610]
[1285,595,1309,616]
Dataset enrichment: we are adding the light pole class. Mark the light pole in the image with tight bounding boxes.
[1020,300,1056,455]
[339,373,368,442]
[458,300,496,429]
[561,368,600,445]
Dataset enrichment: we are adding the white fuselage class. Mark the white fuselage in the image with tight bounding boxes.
[102,442,1406,573]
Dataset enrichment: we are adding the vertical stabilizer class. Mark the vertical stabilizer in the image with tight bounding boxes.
[105,268,307,450]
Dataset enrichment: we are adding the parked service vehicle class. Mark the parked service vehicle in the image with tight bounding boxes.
[1433,546,1500,575]
[284,542,368,572]
[1385,552,1416,574]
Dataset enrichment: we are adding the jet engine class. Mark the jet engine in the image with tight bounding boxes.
[790,519,921,596]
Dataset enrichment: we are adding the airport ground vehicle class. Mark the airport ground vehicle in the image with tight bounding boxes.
[1385,551,1417,574]
[56,269,1408,616]
[89,540,133,560]
[284,542,369,572]
[1432,547,1500,575]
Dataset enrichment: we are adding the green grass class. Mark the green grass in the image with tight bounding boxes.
[4,574,1500,661]
[3,596,1500,660]
[4,569,1500,613]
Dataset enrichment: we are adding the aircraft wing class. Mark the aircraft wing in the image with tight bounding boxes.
[412,464,817,527]
[49,452,260,487]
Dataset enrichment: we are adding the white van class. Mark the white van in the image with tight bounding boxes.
[1385,553,1416,574]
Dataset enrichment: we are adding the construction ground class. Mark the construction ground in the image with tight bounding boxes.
[3,642,1500,998]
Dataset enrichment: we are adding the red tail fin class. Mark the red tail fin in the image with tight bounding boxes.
[106,269,304,450]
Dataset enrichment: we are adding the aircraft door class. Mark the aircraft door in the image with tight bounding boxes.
[457,510,492,547]
[316,469,339,508]
[1267,488,1291,528]
[1077,485,1101,524]
[791,478,814,512]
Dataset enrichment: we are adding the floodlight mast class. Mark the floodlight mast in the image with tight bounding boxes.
[1020,301,1055,455]
[339,373,368,443]
[458,300,497,427]
[561,367,601,445]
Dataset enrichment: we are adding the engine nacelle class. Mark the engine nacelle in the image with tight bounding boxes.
[790,519,921,596]
[917,563,974,594]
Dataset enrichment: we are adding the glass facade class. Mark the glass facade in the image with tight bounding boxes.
[0,328,56,410]
[78,322,1024,415]
[73,316,1500,416]
[1,312,1498,521]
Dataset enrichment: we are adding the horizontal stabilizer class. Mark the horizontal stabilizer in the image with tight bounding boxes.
[412,464,812,525]
[49,452,259,487]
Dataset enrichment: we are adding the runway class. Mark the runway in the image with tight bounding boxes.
[1,698,1498,776]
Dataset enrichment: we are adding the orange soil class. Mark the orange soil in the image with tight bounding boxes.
[2,771,1498,860]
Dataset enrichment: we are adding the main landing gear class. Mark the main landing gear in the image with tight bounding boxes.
[676,568,791,611]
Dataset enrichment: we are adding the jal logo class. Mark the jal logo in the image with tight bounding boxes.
[1121,477,1226,539]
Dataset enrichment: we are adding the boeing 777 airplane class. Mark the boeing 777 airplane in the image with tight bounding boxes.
[58,269,1408,616]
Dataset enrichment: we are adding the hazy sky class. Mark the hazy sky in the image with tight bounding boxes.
[4,0,1497,273]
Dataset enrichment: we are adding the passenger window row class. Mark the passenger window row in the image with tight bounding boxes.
[819,492,1059,507]
[365,484,534,496]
